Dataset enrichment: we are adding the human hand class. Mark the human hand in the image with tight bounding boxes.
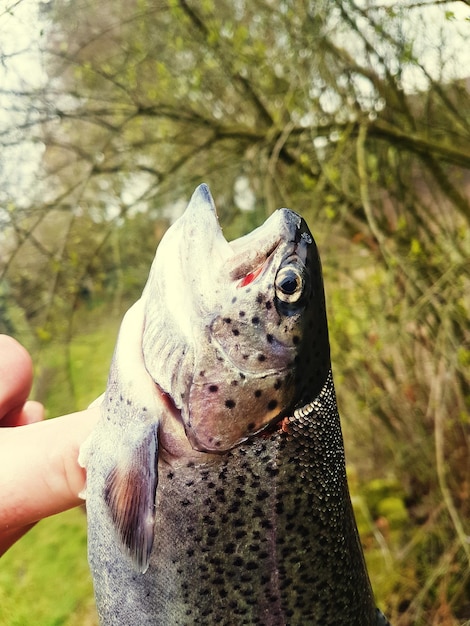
[0,335,100,555]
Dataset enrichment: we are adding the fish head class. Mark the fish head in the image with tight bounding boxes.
[142,184,330,453]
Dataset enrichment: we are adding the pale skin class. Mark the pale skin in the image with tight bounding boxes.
[0,334,99,555]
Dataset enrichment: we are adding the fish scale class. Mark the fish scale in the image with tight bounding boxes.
[80,184,392,625]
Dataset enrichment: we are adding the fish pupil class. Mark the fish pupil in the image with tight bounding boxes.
[279,274,298,295]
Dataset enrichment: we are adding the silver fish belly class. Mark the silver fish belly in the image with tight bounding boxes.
[79,184,389,625]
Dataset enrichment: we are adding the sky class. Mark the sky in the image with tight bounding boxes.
[0,0,47,213]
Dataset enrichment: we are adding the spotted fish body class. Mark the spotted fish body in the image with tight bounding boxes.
[79,185,390,625]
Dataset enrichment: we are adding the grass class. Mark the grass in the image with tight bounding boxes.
[0,510,97,626]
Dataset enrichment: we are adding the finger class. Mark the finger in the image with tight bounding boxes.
[0,523,36,557]
[21,400,46,424]
[0,406,100,538]
[0,335,34,421]
[2,400,45,427]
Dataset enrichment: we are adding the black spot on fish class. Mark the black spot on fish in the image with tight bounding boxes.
[258,354,266,362]
[232,328,240,336]
[257,490,270,501]
[231,296,237,303]
[247,421,256,430]
[265,465,279,476]
[265,300,272,310]
[209,385,219,392]
[239,311,245,317]
[231,380,238,386]
[268,399,278,411]
[228,501,241,514]
[225,399,236,409]
[224,542,236,554]
[254,389,262,398]
[266,333,273,343]
[256,293,263,304]
[239,372,246,379]
[215,488,226,503]
[223,317,231,324]
[252,316,260,324]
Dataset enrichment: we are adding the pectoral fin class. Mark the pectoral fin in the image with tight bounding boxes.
[98,299,161,573]
[104,422,158,573]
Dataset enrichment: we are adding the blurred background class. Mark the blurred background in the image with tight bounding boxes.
[0,1,469,624]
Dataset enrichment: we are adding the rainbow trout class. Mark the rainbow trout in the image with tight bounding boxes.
[80,184,391,625]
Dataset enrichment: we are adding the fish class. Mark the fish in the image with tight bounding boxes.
[79,184,391,625]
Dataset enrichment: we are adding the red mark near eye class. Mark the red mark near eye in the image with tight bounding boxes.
[237,265,264,288]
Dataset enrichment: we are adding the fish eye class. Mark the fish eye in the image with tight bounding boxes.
[275,264,304,303]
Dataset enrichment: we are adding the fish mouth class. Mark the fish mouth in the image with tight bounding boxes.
[183,183,299,288]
